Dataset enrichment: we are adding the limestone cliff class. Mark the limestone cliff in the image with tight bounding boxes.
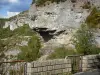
[4,0,100,55]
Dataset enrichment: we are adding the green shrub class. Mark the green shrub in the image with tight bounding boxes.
[18,35,41,62]
[48,46,76,59]
[72,24,99,55]
[86,7,100,28]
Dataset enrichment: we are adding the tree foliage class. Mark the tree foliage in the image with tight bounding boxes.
[72,24,97,55]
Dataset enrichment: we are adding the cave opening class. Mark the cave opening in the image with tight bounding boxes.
[38,31,54,42]
[33,28,56,42]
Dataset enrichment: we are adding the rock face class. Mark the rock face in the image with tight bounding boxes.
[5,0,100,30]
[4,0,100,54]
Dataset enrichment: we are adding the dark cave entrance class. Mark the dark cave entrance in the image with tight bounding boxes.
[33,27,56,42]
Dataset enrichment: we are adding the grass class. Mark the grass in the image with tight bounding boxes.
[48,46,76,59]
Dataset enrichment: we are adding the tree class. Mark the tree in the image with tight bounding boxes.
[72,24,96,55]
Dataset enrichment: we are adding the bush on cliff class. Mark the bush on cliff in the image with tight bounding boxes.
[72,24,100,55]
